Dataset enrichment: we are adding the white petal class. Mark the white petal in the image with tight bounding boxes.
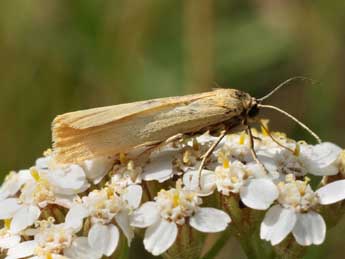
[0,198,21,219]
[64,237,102,259]
[10,205,40,233]
[65,204,89,230]
[316,180,345,205]
[35,155,51,170]
[88,223,119,256]
[7,240,37,258]
[182,170,216,196]
[82,157,113,184]
[48,165,88,194]
[130,202,160,228]
[53,194,77,209]
[0,234,21,249]
[115,210,134,245]
[292,212,326,246]
[190,207,231,233]
[240,179,278,210]
[302,142,342,176]
[122,185,142,209]
[0,170,31,200]
[144,219,178,256]
[142,149,176,182]
[260,205,296,245]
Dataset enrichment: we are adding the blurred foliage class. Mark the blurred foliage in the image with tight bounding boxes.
[0,0,344,258]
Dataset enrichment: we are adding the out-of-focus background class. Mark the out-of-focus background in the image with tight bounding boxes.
[0,1,344,258]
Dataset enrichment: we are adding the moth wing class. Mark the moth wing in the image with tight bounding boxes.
[52,92,213,130]
[51,89,247,163]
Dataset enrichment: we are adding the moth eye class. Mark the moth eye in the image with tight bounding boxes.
[248,104,259,118]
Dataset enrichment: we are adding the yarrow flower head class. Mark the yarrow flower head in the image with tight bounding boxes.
[260,174,345,246]
[131,180,231,256]
[65,184,142,257]
[1,124,345,259]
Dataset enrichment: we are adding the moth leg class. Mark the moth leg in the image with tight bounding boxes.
[259,121,295,153]
[197,130,227,189]
[136,133,185,162]
[246,125,269,174]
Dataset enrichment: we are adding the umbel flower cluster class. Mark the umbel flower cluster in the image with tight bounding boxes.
[1,123,345,259]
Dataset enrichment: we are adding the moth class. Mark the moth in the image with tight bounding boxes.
[52,77,320,166]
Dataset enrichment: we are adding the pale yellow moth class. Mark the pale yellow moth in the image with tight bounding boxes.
[52,78,321,164]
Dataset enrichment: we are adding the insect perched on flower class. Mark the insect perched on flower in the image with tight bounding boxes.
[52,77,321,187]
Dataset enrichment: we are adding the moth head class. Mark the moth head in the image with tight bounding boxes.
[247,98,260,118]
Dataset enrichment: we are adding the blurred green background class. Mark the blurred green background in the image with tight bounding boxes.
[0,1,344,258]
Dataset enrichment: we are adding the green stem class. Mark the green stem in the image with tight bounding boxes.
[201,230,232,259]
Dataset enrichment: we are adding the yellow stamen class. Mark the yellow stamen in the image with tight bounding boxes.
[231,176,238,183]
[223,159,230,169]
[183,150,191,164]
[172,193,180,207]
[293,143,300,156]
[260,119,270,136]
[30,168,40,182]
[119,152,127,164]
[304,176,311,183]
[4,219,11,229]
[106,188,114,198]
[239,132,246,145]
[46,252,53,259]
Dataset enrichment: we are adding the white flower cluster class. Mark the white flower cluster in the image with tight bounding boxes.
[1,125,345,258]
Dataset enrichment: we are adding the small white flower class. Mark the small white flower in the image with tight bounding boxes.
[260,175,345,246]
[260,142,342,179]
[131,182,231,256]
[111,160,142,187]
[6,219,97,259]
[0,222,21,249]
[222,132,253,162]
[301,142,342,176]
[0,198,40,234]
[184,161,279,210]
[0,170,31,201]
[65,184,142,257]
[142,147,178,183]
[142,133,217,183]
[81,156,114,184]
[0,163,90,234]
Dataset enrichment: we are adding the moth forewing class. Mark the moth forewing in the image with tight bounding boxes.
[52,89,254,163]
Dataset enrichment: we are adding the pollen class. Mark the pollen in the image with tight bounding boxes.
[172,193,180,207]
[30,168,41,182]
[4,219,11,229]
[293,143,300,156]
[223,159,230,168]
[239,132,246,145]
[231,176,239,183]
[260,119,270,136]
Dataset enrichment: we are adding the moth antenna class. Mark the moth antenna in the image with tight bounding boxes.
[258,104,322,144]
[258,76,314,102]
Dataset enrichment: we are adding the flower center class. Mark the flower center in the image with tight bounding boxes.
[85,188,124,224]
[214,160,248,195]
[34,222,73,256]
[277,174,319,212]
[155,185,201,225]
